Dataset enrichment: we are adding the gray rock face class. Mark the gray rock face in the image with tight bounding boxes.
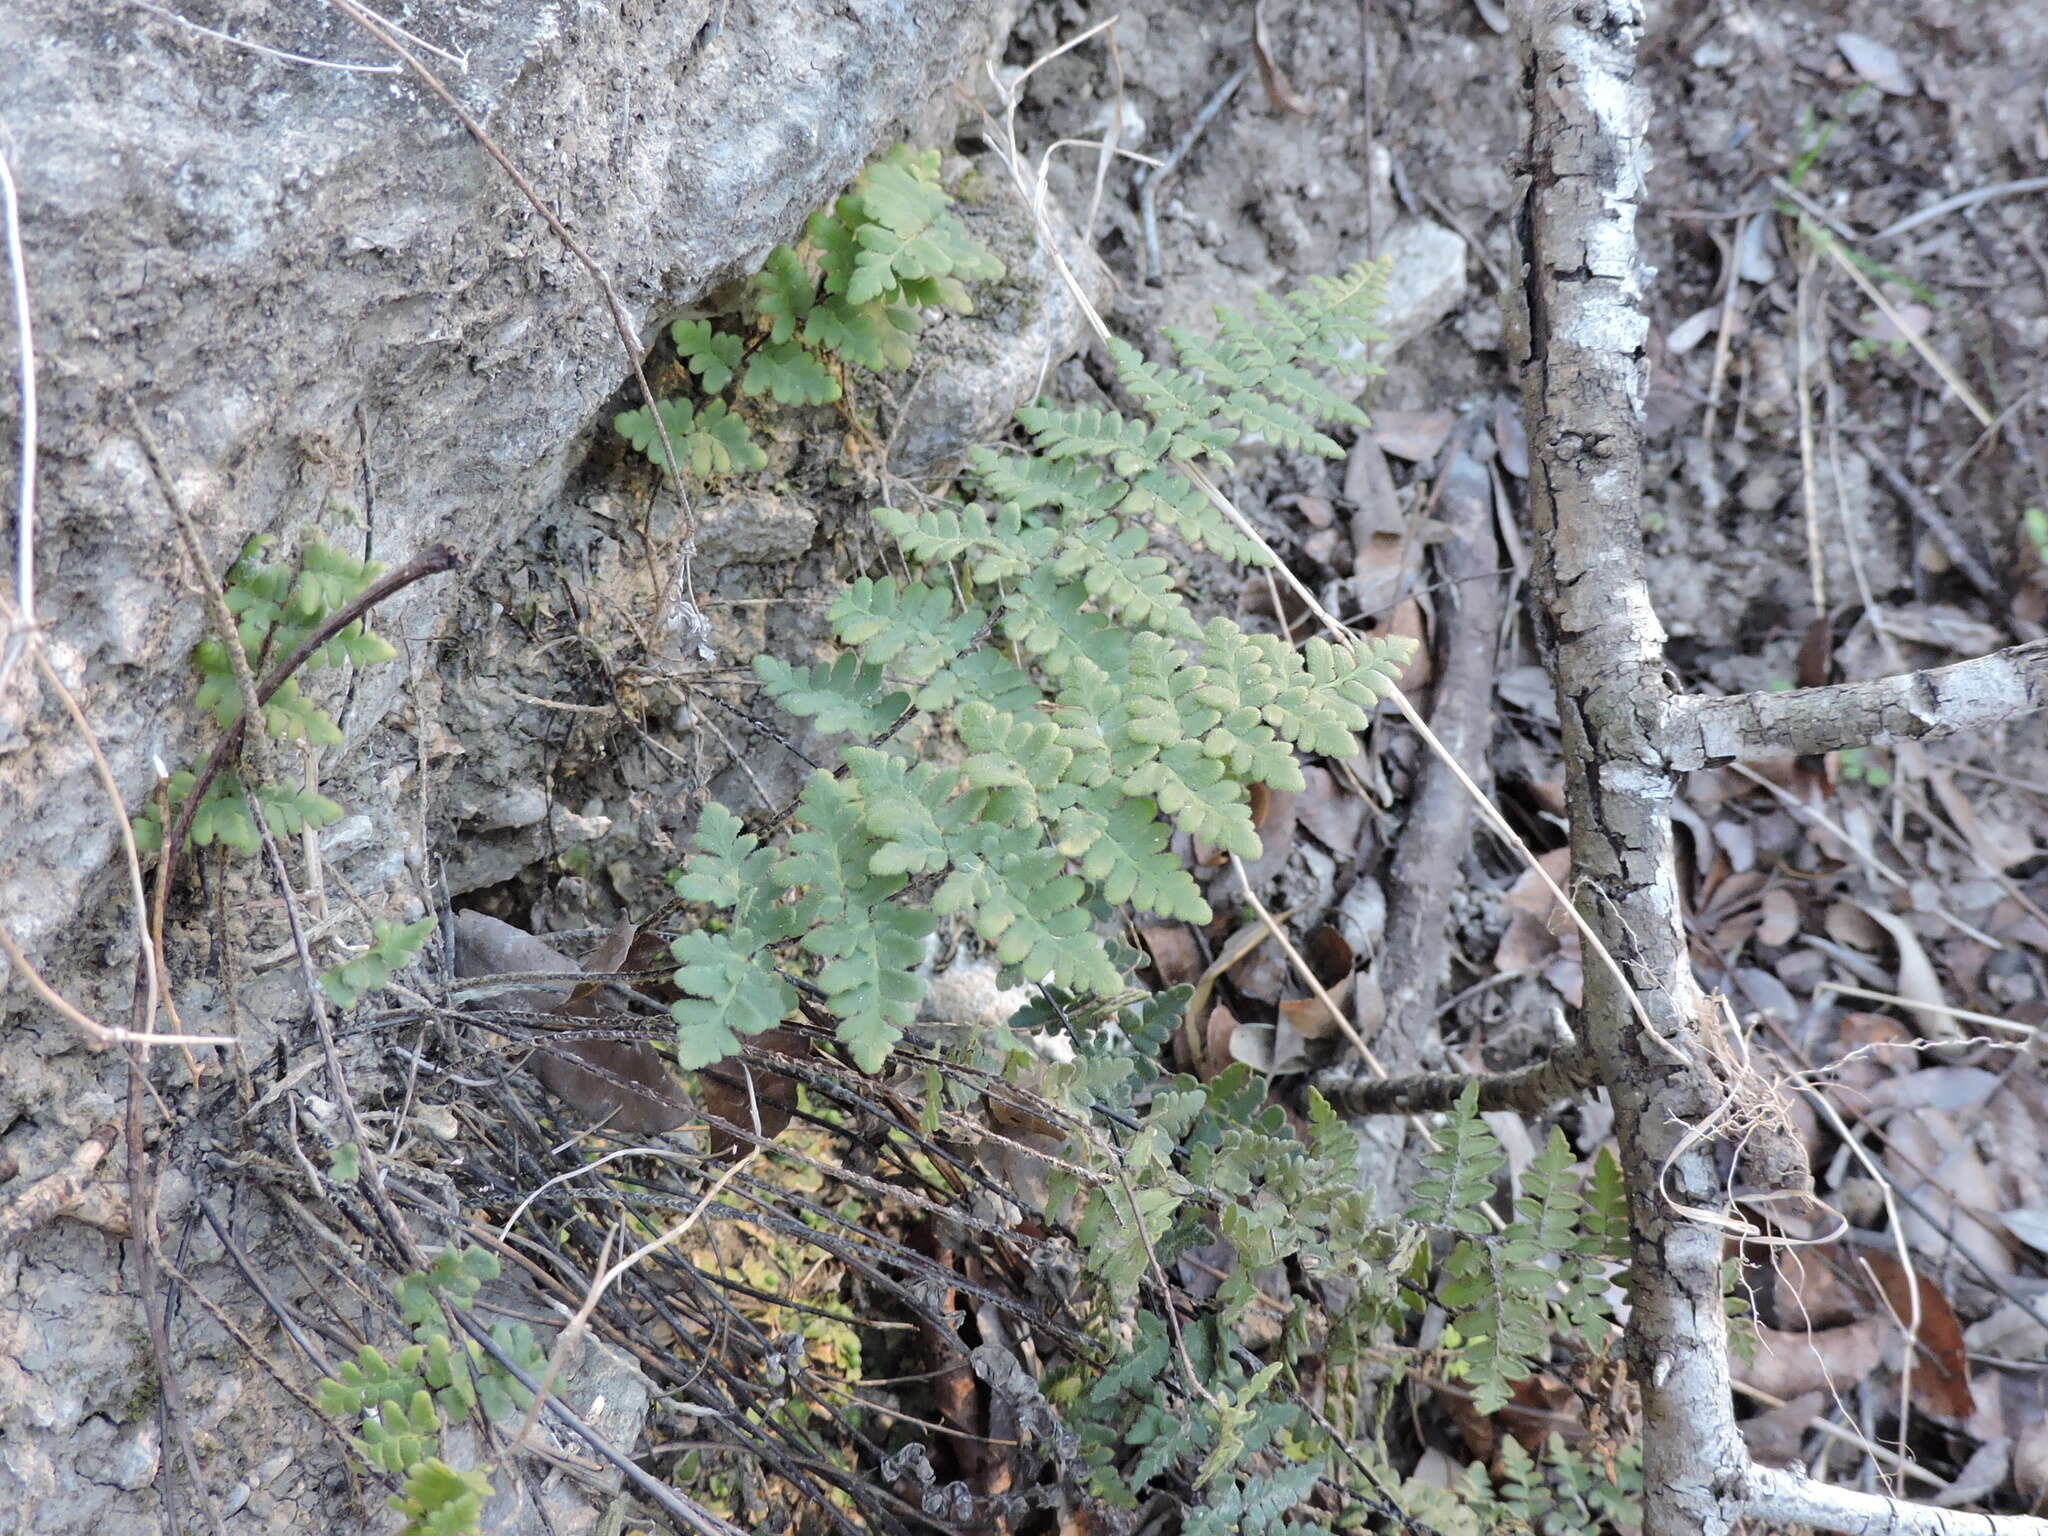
[0,3,1013,1530]
[0,0,1009,974]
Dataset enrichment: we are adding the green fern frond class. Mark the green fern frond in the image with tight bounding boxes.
[871,500,1056,586]
[753,653,910,737]
[913,645,1042,716]
[998,568,1132,678]
[829,577,984,683]
[844,746,958,877]
[750,246,815,344]
[671,318,743,393]
[742,340,841,405]
[1050,513,1199,638]
[1017,403,1175,477]
[813,899,933,1071]
[802,296,920,373]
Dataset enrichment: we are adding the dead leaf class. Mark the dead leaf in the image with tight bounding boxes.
[1858,1066,2001,1116]
[1295,764,1366,855]
[1997,1208,2048,1257]
[1858,1250,1976,1421]
[1250,1,1314,116]
[1825,901,1885,951]
[453,911,692,1137]
[1371,409,1455,463]
[1185,916,1292,1039]
[1302,924,1355,985]
[1735,1317,1888,1399]
[1881,604,2004,656]
[1856,903,1958,1041]
[1494,909,1557,976]
[1740,1390,1827,1467]
[700,1029,807,1159]
[1492,399,1529,478]
[1385,597,1432,690]
[1667,306,1720,355]
[1345,435,1403,533]
[1139,925,1204,988]
[1757,888,1801,948]
[1505,847,1575,922]
[1204,1001,1243,1081]
[1279,973,1354,1040]
[1883,1109,2016,1279]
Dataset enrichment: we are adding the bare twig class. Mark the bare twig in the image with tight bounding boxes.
[1868,175,2048,243]
[0,139,35,641]
[1732,1464,2048,1536]
[120,0,401,73]
[1854,431,2001,599]
[1133,65,1248,284]
[1319,1049,1589,1118]
[0,924,233,1050]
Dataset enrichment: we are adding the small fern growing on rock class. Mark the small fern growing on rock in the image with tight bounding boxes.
[617,144,1005,477]
[657,254,1412,1073]
[134,534,391,857]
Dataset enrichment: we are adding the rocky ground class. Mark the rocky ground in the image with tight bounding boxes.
[3,0,2046,1528]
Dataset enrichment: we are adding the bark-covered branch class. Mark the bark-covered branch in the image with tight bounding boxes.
[1317,1045,1589,1118]
[1368,447,1503,1063]
[1663,637,2048,770]
[1513,4,2040,1533]
[1511,4,1751,1532]
[1732,1465,2048,1536]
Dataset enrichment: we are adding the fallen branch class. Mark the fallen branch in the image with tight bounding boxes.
[1665,636,2048,769]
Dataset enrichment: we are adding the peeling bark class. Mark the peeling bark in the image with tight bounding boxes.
[1509,3,2048,1533]
[1508,7,1746,1530]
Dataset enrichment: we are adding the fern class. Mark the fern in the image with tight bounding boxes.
[133,536,392,857]
[637,252,1410,1081]
[321,916,436,1010]
[619,143,1004,479]
[316,1246,542,1536]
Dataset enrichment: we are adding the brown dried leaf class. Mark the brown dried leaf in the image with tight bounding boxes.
[1735,1317,1888,1399]
[452,911,691,1136]
[1295,764,1366,855]
[1492,399,1529,479]
[700,1029,807,1160]
[1740,1390,1827,1467]
[1279,973,1354,1041]
[1826,900,1885,951]
[1371,409,1455,463]
[1494,910,1557,976]
[1859,1250,1976,1421]
[1504,847,1575,921]
[1250,0,1314,116]
[1185,918,1288,1042]
[1139,925,1204,988]
[1302,924,1355,985]
[1345,436,1403,535]
[1203,1001,1242,1082]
